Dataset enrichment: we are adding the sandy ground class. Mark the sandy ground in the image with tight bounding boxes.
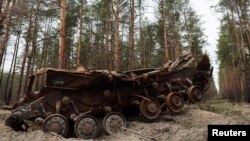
[0,100,249,141]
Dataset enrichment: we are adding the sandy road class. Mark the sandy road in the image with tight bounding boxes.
[0,101,248,141]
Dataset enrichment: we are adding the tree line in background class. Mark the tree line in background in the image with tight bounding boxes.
[217,0,250,102]
[0,0,216,104]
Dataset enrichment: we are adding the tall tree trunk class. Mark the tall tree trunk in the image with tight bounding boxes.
[24,0,40,92]
[161,0,169,62]
[4,29,20,104]
[0,44,7,86]
[30,0,40,74]
[240,0,250,53]
[17,4,34,99]
[173,1,180,60]
[40,18,52,68]
[235,1,248,102]
[114,0,121,71]
[0,0,15,68]
[77,0,83,67]
[129,0,135,70]
[235,3,246,68]
[7,28,21,102]
[224,8,235,68]
[226,0,239,68]
[71,34,75,69]
[68,34,74,69]
[0,0,4,31]
[104,0,111,69]
[121,16,126,70]
[173,24,180,60]
[58,0,67,69]
[88,22,93,68]
[109,13,114,70]
[184,9,191,51]
[0,0,11,34]
[138,0,144,68]
[9,29,21,103]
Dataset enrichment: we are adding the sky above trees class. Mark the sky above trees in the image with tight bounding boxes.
[190,0,221,90]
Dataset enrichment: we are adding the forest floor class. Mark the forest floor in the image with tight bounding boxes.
[0,99,250,141]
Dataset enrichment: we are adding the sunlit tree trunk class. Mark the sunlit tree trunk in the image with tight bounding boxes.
[58,0,67,69]
[235,4,246,67]
[184,8,191,50]
[9,28,21,102]
[0,0,15,68]
[173,1,180,60]
[114,0,121,71]
[239,0,250,53]
[229,0,240,57]
[5,28,21,104]
[173,23,180,60]
[88,21,93,68]
[77,0,83,67]
[129,0,135,70]
[138,0,144,68]
[67,34,74,69]
[40,18,52,69]
[161,0,169,62]
[109,13,114,70]
[25,0,40,90]
[104,0,111,69]
[17,4,34,98]
[225,8,236,68]
[30,0,40,74]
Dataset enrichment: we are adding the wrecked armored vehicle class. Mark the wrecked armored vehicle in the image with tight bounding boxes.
[5,52,212,139]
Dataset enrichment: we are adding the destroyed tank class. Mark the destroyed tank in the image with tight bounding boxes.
[5,52,212,139]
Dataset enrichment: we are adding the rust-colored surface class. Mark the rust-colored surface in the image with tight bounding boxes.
[5,51,212,139]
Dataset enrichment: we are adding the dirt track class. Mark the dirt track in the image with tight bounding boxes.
[1,100,249,141]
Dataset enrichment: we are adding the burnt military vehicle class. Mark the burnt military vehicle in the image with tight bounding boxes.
[5,51,212,139]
